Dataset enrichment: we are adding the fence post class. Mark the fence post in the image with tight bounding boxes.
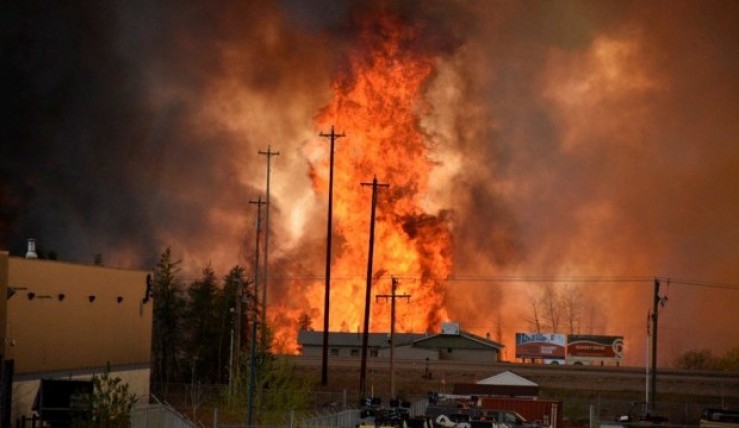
[290,410,294,428]
[213,407,218,428]
[589,404,596,428]
[343,389,347,410]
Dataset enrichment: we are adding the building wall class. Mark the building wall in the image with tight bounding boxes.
[438,348,498,363]
[2,256,152,374]
[11,366,150,424]
[300,345,324,359]
[379,345,438,361]
[301,345,382,359]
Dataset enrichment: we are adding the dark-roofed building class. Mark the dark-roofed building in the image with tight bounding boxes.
[298,331,426,358]
[412,322,504,362]
[297,322,504,363]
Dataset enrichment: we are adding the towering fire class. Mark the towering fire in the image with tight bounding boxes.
[301,13,453,337]
[5,1,739,365]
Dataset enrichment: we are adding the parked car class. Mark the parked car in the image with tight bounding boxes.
[700,408,739,428]
[480,409,543,428]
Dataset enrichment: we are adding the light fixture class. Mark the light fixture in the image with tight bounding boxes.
[116,296,124,304]
[27,292,36,300]
[58,293,65,301]
[7,286,28,300]
[143,274,153,304]
[88,295,96,303]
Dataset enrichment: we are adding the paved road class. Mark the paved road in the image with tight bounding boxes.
[289,355,739,396]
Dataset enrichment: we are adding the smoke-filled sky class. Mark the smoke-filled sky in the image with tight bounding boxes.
[2,0,738,365]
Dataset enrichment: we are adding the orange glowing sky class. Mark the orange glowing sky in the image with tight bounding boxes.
[4,1,739,367]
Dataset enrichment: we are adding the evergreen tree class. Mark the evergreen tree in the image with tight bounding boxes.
[183,264,221,384]
[151,247,184,396]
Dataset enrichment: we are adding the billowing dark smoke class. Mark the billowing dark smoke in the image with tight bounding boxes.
[1,1,330,269]
[3,1,738,364]
[426,0,739,364]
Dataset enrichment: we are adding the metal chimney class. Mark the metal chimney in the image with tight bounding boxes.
[25,238,38,259]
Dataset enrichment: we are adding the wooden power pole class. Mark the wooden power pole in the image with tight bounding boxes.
[376,276,410,400]
[258,146,279,340]
[319,126,345,386]
[247,197,265,427]
[359,176,388,399]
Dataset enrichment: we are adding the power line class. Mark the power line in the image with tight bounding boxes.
[167,274,739,291]
[660,278,739,290]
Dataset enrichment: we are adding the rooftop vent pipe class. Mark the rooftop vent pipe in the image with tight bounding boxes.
[25,239,38,259]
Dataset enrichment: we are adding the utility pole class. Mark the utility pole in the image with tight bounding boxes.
[233,277,252,386]
[645,311,651,412]
[320,126,345,386]
[229,307,235,397]
[258,147,279,340]
[247,317,259,427]
[649,278,667,416]
[249,196,265,334]
[376,276,410,400]
[247,197,265,427]
[359,176,388,399]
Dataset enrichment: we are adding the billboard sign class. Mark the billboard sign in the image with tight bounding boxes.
[515,333,566,360]
[566,335,624,362]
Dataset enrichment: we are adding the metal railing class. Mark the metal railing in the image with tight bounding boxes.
[131,395,201,428]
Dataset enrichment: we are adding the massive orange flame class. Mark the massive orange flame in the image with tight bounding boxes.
[299,13,452,338]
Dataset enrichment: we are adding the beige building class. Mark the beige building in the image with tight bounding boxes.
[0,248,152,424]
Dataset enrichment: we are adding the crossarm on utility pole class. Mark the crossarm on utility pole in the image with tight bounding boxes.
[358,176,389,400]
[376,276,411,400]
[319,126,345,386]
[257,147,279,348]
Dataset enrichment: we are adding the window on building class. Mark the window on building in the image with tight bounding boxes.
[350,349,360,357]
[370,349,378,357]
[330,348,339,357]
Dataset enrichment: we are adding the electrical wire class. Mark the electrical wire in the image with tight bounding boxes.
[167,273,739,291]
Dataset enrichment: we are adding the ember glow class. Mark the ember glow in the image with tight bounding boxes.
[4,1,739,365]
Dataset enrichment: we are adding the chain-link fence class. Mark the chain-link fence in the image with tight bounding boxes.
[141,384,433,428]
[132,395,200,428]
[143,382,739,428]
[569,396,739,427]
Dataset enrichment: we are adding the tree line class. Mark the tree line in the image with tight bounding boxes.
[674,347,739,371]
[149,247,312,425]
[150,247,251,389]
